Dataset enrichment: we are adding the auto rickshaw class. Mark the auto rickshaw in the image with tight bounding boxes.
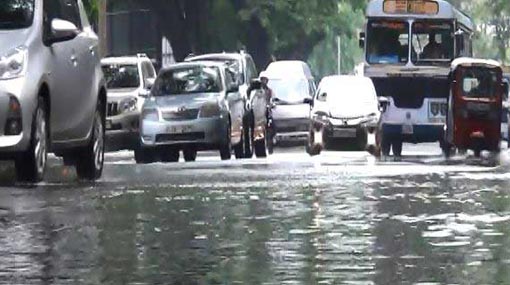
[444,58,504,158]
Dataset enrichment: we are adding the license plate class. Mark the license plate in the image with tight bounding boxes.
[333,129,357,138]
[105,119,112,130]
[167,125,192,133]
[402,124,414,135]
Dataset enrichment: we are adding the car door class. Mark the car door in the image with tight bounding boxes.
[48,0,88,142]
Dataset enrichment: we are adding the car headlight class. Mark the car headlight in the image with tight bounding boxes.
[0,47,27,80]
[142,108,159,122]
[199,102,221,118]
[120,97,138,114]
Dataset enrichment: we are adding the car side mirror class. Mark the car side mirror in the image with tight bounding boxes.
[48,19,79,45]
[139,89,151,98]
[359,32,365,49]
[145,78,155,90]
[378,96,390,112]
[303,97,314,106]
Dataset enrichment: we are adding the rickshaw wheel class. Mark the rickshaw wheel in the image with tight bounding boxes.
[474,149,481,158]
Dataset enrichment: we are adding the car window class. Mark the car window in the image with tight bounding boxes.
[59,0,82,30]
[152,66,222,96]
[0,0,35,30]
[102,64,141,89]
[246,56,257,82]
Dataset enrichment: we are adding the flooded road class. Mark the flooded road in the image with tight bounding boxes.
[1,144,510,284]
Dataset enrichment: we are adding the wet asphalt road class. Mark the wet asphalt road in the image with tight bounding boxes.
[1,144,510,284]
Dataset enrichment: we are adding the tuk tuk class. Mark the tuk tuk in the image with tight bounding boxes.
[444,58,503,157]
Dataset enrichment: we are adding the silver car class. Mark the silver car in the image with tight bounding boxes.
[137,61,245,163]
[0,0,106,182]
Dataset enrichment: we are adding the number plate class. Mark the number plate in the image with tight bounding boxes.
[167,125,192,133]
[402,124,414,135]
[333,129,357,138]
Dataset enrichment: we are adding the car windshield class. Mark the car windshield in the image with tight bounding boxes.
[268,78,310,102]
[102,64,140,89]
[461,68,499,99]
[367,20,409,64]
[190,57,244,84]
[152,66,222,96]
[412,21,454,64]
[0,0,34,29]
[324,82,376,103]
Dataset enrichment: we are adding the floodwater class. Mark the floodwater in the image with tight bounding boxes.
[0,144,509,284]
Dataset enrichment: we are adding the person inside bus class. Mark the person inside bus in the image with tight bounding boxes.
[422,32,444,59]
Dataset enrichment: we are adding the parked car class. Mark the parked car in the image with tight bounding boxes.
[0,0,106,182]
[101,54,156,151]
[185,51,259,157]
[306,76,380,155]
[262,61,316,145]
[136,61,246,163]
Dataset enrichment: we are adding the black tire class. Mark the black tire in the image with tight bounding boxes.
[234,130,244,159]
[474,149,482,158]
[356,129,368,151]
[267,128,274,155]
[134,148,156,164]
[219,124,232,161]
[306,129,321,156]
[392,140,403,157]
[161,148,179,163]
[76,109,105,180]
[15,97,48,183]
[254,138,267,158]
[183,148,197,162]
[243,114,254,158]
[381,132,391,157]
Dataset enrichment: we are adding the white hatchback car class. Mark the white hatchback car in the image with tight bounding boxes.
[307,76,380,154]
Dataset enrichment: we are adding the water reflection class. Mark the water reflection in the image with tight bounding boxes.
[0,164,509,284]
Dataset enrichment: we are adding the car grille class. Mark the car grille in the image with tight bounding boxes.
[107,102,120,116]
[162,109,200,121]
[156,132,205,142]
[274,119,310,133]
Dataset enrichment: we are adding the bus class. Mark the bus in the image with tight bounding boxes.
[359,0,474,156]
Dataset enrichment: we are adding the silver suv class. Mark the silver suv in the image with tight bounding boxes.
[101,54,156,151]
[0,0,106,182]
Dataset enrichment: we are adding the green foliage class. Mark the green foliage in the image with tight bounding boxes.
[83,0,99,26]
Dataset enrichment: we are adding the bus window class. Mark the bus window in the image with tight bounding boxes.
[412,21,453,64]
[367,20,409,65]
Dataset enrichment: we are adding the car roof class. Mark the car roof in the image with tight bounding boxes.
[160,61,226,72]
[263,61,314,79]
[186,53,244,62]
[318,76,376,95]
[451,58,502,70]
[101,56,149,65]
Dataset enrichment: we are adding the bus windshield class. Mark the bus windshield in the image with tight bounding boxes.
[367,20,409,65]
[412,21,454,64]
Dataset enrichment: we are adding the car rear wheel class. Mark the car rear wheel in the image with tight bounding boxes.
[161,148,179,162]
[254,137,267,158]
[135,148,157,164]
[15,97,48,183]
[234,130,244,159]
[243,114,254,158]
[183,148,197,162]
[76,109,105,180]
[219,124,232,161]
[356,129,368,151]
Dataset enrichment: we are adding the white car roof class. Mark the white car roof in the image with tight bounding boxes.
[263,61,314,80]
[101,56,149,66]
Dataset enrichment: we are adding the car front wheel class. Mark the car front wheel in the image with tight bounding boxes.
[15,97,48,183]
[76,109,105,180]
